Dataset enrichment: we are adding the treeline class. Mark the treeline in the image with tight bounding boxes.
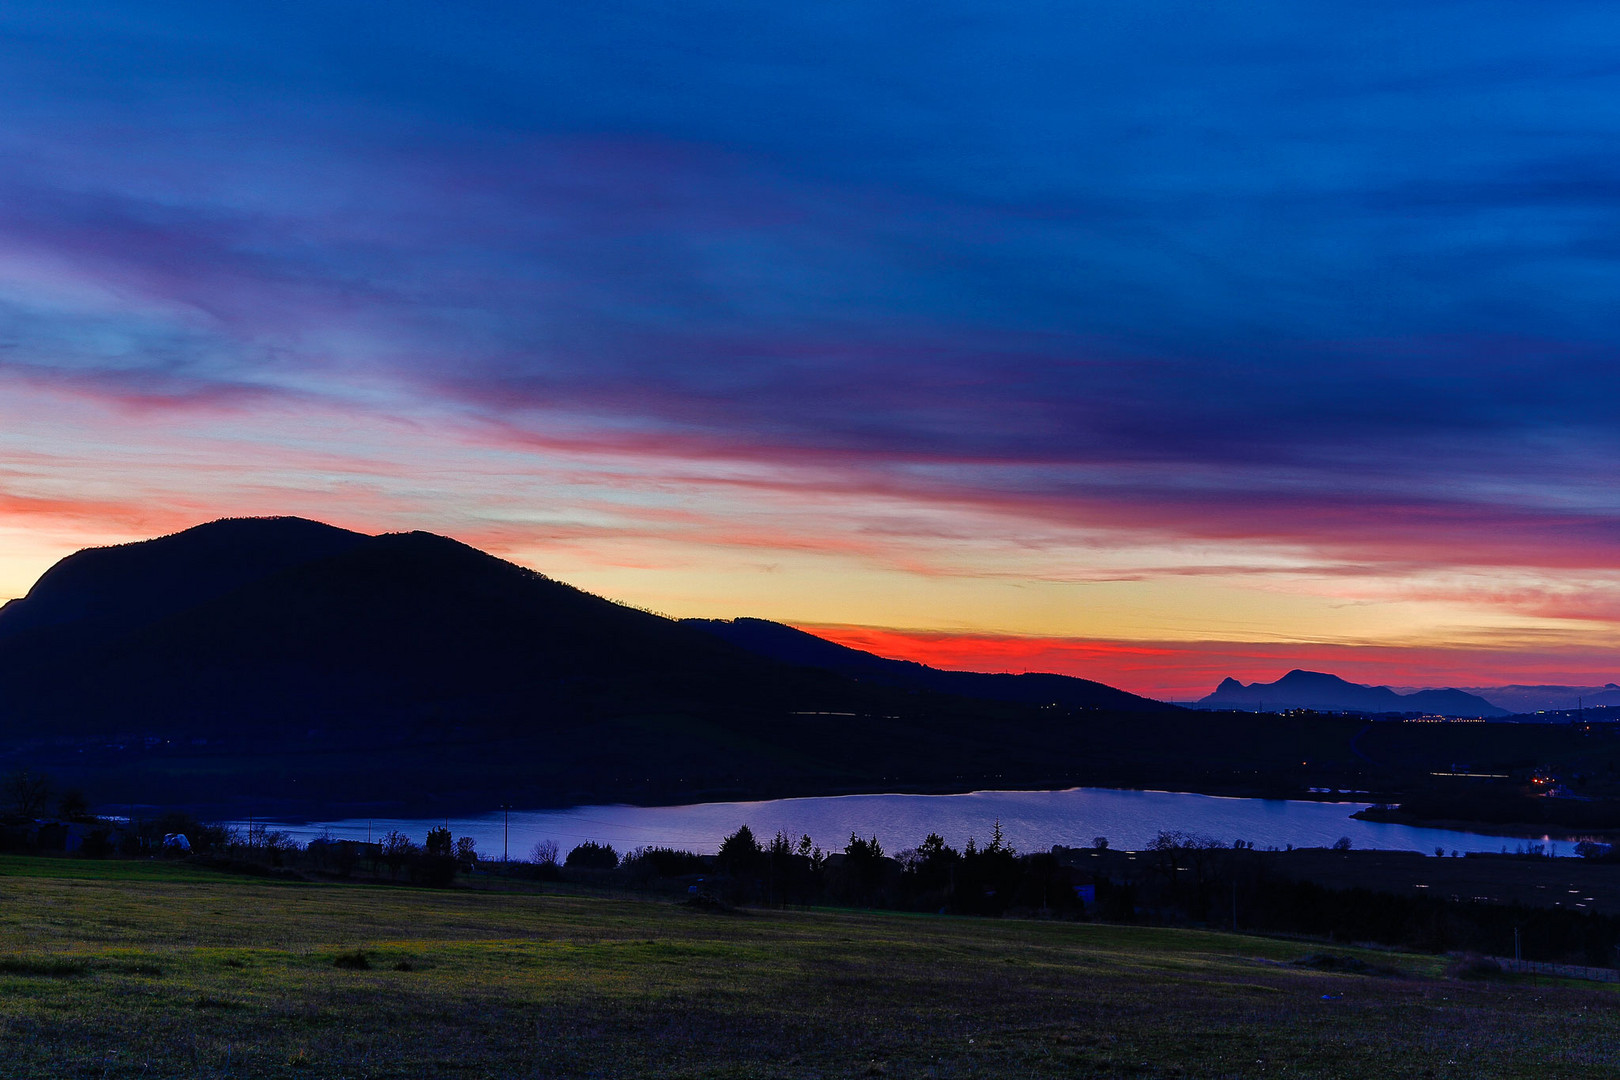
[597,822,1090,915]
[1097,833,1620,967]
[531,825,1620,967]
[0,770,486,888]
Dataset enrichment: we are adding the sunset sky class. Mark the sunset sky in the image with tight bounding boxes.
[2,3,1618,699]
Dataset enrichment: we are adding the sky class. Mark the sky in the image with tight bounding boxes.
[1,2,1618,699]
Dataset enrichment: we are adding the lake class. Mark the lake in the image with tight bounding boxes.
[257,787,1560,860]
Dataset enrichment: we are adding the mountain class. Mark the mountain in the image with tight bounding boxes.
[0,517,367,643]
[1196,670,1508,717]
[1454,684,1620,715]
[0,517,1199,814]
[683,617,1167,711]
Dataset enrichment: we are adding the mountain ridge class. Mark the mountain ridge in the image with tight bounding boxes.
[1196,669,1507,717]
[682,616,1168,712]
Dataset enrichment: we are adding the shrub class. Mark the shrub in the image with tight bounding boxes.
[625,846,705,877]
[1448,955,1504,981]
[565,841,619,870]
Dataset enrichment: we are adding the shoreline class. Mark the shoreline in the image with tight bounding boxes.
[154,779,1394,826]
[1351,806,1620,844]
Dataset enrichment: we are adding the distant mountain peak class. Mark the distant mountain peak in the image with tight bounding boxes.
[1197,669,1506,717]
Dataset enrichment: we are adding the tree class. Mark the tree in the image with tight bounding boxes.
[766,830,800,905]
[902,832,958,905]
[846,833,883,862]
[56,789,91,822]
[531,839,560,867]
[455,836,479,871]
[956,822,1019,915]
[4,769,51,818]
[839,833,888,906]
[415,826,458,886]
[717,824,764,876]
[796,833,825,873]
[381,829,417,880]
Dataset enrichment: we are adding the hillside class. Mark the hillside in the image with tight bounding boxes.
[5,855,1610,1080]
[683,616,1167,711]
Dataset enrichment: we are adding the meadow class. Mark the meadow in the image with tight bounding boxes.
[0,855,1615,1078]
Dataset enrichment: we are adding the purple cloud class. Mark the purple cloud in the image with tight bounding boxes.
[3,1,1620,585]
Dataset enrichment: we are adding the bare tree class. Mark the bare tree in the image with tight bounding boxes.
[531,838,560,867]
[4,769,51,818]
[57,789,90,822]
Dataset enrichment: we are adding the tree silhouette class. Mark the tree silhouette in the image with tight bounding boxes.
[4,769,51,818]
[718,824,764,877]
[380,830,416,880]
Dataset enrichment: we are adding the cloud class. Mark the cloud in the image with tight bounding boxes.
[3,2,1620,667]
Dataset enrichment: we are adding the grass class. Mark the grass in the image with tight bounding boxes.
[0,854,1615,1077]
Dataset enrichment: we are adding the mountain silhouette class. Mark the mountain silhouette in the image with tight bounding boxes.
[0,518,1182,813]
[1455,683,1620,714]
[1196,669,1507,717]
[683,617,1166,711]
[0,517,367,643]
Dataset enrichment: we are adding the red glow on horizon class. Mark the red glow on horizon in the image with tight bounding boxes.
[795,624,1620,701]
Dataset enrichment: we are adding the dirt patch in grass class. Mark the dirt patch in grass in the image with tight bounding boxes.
[1292,952,1399,976]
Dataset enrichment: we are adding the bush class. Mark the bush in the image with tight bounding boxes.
[625,846,705,878]
[565,841,619,870]
[1447,954,1504,981]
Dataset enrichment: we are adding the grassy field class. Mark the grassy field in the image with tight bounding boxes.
[0,855,1615,1078]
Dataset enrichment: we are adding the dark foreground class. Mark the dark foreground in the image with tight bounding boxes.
[0,855,1616,1078]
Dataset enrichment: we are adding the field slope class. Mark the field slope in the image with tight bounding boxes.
[0,856,1615,1078]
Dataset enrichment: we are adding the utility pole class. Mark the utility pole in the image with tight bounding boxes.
[502,803,511,863]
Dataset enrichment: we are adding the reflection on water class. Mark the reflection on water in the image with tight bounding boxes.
[259,787,1556,860]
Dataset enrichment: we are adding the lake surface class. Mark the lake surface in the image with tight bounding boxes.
[260,787,1561,860]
